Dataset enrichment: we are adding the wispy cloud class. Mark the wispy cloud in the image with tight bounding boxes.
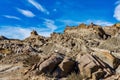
[86,20,113,26]
[0,25,56,39]
[0,26,31,39]
[3,15,21,20]
[17,8,35,17]
[28,0,49,15]
[59,19,113,26]
[58,19,81,26]
[115,0,120,5]
[43,19,57,31]
[114,1,120,21]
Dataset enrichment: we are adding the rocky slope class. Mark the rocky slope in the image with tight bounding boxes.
[0,23,120,80]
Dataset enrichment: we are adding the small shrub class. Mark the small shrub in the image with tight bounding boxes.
[99,37,120,51]
[67,73,83,80]
[23,54,40,67]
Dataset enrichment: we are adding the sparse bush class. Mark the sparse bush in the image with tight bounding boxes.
[99,37,120,52]
[23,54,40,67]
[67,73,83,80]
[0,54,3,60]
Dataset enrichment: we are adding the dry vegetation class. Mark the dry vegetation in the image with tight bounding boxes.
[67,73,84,80]
[23,54,41,67]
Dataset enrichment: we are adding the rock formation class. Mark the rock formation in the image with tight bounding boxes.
[0,23,120,80]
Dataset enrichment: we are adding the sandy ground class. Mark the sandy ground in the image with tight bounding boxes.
[0,63,26,80]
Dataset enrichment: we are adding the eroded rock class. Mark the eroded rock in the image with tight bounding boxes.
[92,49,120,69]
[37,53,64,74]
[76,53,113,79]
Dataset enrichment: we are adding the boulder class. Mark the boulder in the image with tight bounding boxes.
[93,50,120,69]
[58,57,75,76]
[92,69,106,80]
[116,65,120,74]
[38,53,64,74]
[52,57,76,77]
[76,54,100,78]
[76,53,112,79]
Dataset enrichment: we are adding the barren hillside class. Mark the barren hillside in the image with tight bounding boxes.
[0,23,120,80]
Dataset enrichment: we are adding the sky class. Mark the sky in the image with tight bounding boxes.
[0,0,120,39]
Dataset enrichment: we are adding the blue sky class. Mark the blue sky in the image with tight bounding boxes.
[0,0,120,39]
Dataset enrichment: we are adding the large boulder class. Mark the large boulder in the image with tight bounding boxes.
[25,54,76,77]
[38,53,64,74]
[92,49,120,69]
[59,57,75,76]
[76,54,99,78]
[52,57,76,77]
[76,53,112,79]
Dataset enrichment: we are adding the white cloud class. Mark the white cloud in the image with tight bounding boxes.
[17,8,35,17]
[86,20,113,26]
[114,3,120,21]
[0,26,31,39]
[59,19,113,26]
[0,25,54,40]
[28,0,49,15]
[43,19,57,31]
[115,0,120,5]
[58,19,81,26]
[3,15,21,20]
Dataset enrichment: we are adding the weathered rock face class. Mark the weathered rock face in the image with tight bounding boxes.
[54,57,76,77]
[59,58,75,73]
[25,54,77,78]
[92,49,120,69]
[116,65,120,74]
[37,53,64,74]
[103,23,120,36]
[0,23,120,80]
[30,30,38,37]
[64,23,110,40]
[76,53,112,79]
[78,23,87,29]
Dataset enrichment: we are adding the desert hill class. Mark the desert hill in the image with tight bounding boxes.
[0,23,120,80]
